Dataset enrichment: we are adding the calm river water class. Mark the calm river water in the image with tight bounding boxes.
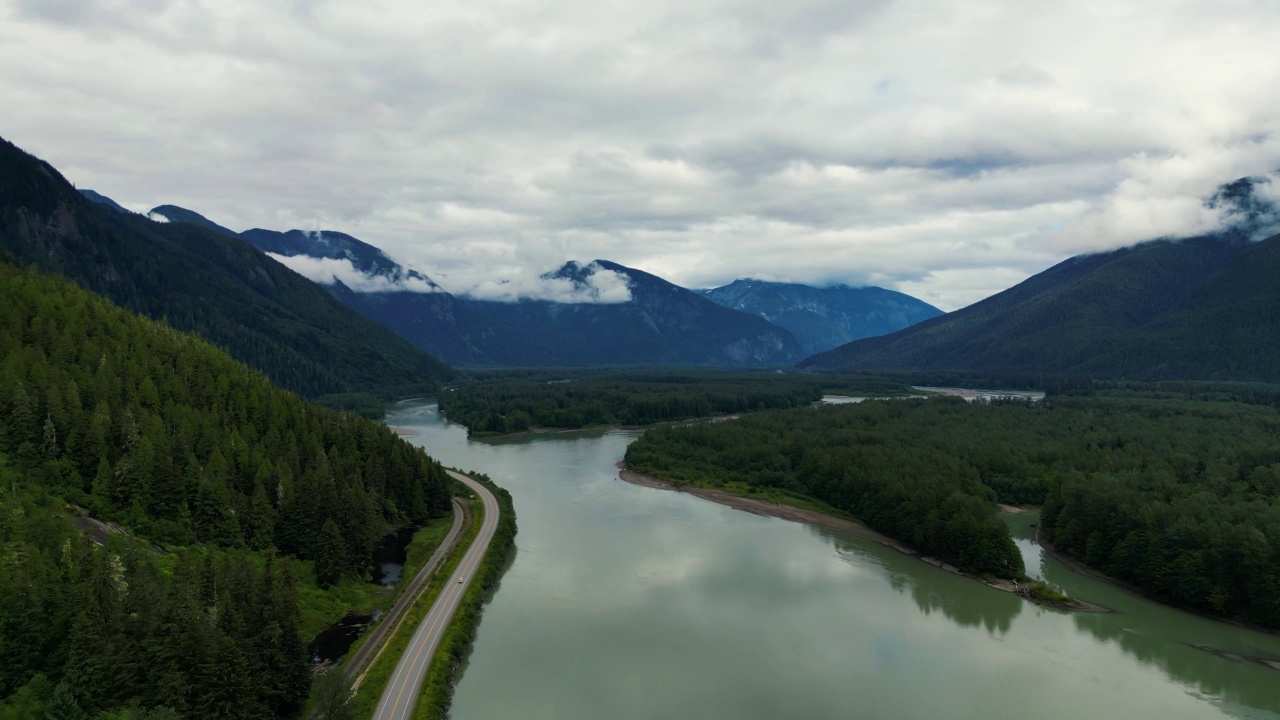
[388,402,1280,720]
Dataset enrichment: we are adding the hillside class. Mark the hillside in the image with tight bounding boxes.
[800,232,1267,379]
[210,214,806,367]
[1091,234,1280,380]
[0,136,457,397]
[461,260,804,366]
[701,279,942,355]
[0,261,454,718]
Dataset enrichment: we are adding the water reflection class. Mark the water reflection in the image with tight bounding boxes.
[393,402,1280,720]
[370,524,419,586]
[819,527,1023,636]
[1003,511,1280,717]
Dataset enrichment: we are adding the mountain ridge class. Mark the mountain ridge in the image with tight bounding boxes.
[146,206,809,367]
[800,227,1280,381]
[0,137,458,397]
[701,278,943,355]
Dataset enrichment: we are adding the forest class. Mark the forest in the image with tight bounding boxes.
[0,136,457,398]
[0,263,456,717]
[625,396,1280,627]
[437,370,910,435]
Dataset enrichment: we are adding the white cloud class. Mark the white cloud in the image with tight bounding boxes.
[4,0,1280,310]
[147,211,169,223]
[464,261,633,303]
[265,253,443,294]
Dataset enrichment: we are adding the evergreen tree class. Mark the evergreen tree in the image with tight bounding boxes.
[314,519,347,589]
[42,682,85,720]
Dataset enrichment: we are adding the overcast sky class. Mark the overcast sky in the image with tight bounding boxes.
[3,0,1279,310]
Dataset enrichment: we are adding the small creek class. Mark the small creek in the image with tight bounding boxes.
[308,524,417,664]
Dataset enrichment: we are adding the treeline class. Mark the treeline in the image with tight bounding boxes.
[419,473,517,720]
[0,136,457,398]
[1051,378,1280,408]
[0,263,462,716]
[438,370,910,436]
[0,264,452,575]
[1,491,309,719]
[625,398,1025,578]
[626,396,1280,627]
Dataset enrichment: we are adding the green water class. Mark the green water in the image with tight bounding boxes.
[389,402,1280,720]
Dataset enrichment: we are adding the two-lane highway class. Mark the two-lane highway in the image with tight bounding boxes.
[372,470,501,720]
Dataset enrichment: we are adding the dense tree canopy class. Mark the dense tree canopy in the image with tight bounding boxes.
[438,370,910,435]
[627,395,1280,622]
[0,488,312,719]
[0,262,460,717]
[0,136,457,398]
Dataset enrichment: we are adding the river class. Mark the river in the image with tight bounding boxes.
[387,401,1280,720]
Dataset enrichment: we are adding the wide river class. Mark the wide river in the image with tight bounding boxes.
[388,402,1280,720]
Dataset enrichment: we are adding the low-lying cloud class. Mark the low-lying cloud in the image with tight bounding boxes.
[464,261,633,304]
[265,253,443,294]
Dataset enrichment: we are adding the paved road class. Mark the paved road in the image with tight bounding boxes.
[346,498,465,686]
[372,470,501,720]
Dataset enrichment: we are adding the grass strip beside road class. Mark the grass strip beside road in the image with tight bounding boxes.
[413,475,518,720]
[338,516,458,675]
[347,497,483,719]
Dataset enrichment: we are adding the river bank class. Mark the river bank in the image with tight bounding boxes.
[1035,526,1280,647]
[389,401,1280,720]
[617,464,1105,613]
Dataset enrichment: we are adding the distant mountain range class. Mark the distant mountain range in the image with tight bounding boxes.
[802,175,1280,382]
[700,279,942,356]
[0,136,457,397]
[147,205,938,367]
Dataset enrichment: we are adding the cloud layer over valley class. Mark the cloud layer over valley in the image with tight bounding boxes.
[3,0,1279,310]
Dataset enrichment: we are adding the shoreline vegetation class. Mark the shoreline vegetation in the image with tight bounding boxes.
[418,471,518,720]
[617,464,1104,613]
[340,497,481,719]
[436,370,914,437]
[1035,526,1280,645]
[624,396,1280,632]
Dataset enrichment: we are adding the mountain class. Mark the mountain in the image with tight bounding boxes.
[149,203,240,237]
[240,226,443,291]
[0,137,457,397]
[700,279,942,355]
[0,260,453,717]
[800,176,1280,382]
[461,260,805,366]
[79,188,129,213]
[1084,232,1280,380]
[223,221,805,366]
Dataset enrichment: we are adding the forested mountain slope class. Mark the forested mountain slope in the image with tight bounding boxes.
[800,233,1266,378]
[0,261,454,717]
[0,137,457,397]
[1083,233,1280,379]
[701,279,942,355]
[222,211,808,367]
[152,203,805,367]
[460,260,805,366]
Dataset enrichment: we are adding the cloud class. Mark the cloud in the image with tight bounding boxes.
[464,261,632,303]
[3,0,1280,310]
[265,253,443,294]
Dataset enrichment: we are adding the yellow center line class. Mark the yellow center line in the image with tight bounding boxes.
[382,485,494,720]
